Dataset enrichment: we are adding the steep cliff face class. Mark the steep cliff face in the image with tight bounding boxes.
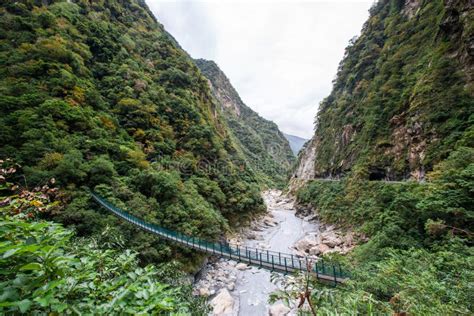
[0,0,265,265]
[295,0,473,181]
[195,59,295,187]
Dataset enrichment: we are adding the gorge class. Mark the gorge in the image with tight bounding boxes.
[0,0,472,315]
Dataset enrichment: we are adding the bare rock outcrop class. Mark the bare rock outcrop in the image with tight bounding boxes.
[211,289,235,315]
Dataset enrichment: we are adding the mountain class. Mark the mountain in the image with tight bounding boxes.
[295,0,473,181]
[0,0,266,268]
[283,133,309,155]
[195,59,295,187]
[291,1,473,314]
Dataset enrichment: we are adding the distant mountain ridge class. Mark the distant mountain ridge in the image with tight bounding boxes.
[283,133,309,155]
[195,59,295,187]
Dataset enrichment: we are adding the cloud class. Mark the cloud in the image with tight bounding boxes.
[147,0,373,138]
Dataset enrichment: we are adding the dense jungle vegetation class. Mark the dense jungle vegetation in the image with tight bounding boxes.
[195,59,295,188]
[291,0,473,314]
[0,0,266,268]
[0,162,209,314]
[308,0,473,180]
[296,144,473,314]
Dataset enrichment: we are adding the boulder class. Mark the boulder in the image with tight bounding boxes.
[211,289,235,315]
[343,232,355,246]
[246,232,257,240]
[269,303,291,316]
[321,231,342,247]
[198,287,210,296]
[309,247,321,256]
[318,243,331,254]
[236,263,249,270]
[264,218,278,227]
[294,236,318,252]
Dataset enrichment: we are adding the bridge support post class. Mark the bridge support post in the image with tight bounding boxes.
[284,257,288,274]
[271,255,274,270]
[237,247,241,261]
[333,265,337,286]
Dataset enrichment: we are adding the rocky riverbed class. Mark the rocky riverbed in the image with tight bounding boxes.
[193,190,357,315]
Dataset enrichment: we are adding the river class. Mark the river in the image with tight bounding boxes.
[194,189,321,315]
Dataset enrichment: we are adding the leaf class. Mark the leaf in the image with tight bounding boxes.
[35,295,52,307]
[17,299,32,313]
[20,262,42,271]
[2,248,20,258]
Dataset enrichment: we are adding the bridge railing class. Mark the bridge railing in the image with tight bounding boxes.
[91,193,348,281]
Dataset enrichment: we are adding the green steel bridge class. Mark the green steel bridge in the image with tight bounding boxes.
[91,193,348,284]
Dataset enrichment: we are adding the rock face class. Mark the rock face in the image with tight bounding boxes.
[290,0,473,181]
[211,289,235,315]
[195,59,295,186]
[292,137,317,180]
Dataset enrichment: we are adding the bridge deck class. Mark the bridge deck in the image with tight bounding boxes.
[91,193,348,284]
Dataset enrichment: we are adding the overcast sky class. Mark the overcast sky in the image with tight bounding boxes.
[147,0,374,139]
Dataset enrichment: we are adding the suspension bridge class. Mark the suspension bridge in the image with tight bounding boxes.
[91,193,349,284]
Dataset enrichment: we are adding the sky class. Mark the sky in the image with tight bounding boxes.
[146,0,374,139]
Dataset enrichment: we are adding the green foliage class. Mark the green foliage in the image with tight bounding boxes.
[309,0,473,179]
[195,59,295,188]
[0,0,265,267]
[0,171,208,314]
[0,216,208,314]
[294,139,473,313]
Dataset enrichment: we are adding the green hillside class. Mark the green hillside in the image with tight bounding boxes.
[291,0,473,314]
[0,0,265,268]
[308,0,473,180]
[195,59,295,188]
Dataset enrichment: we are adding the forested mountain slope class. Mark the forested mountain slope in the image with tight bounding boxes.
[290,1,473,314]
[195,59,295,187]
[296,0,473,181]
[0,0,265,269]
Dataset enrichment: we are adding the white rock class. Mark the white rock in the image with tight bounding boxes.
[321,231,342,247]
[236,263,249,270]
[227,283,235,291]
[309,247,321,256]
[323,237,342,248]
[269,303,291,316]
[211,289,235,315]
[198,287,210,296]
[247,232,257,240]
[294,235,318,252]
[318,243,331,254]
[264,218,278,227]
